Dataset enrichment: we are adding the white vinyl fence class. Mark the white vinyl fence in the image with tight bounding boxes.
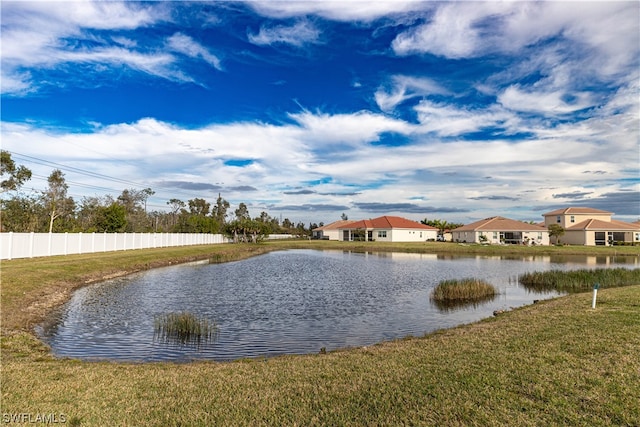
[0,232,229,260]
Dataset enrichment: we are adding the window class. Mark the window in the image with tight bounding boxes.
[556,216,561,223]
[493,232,498,239]
[570,215,575,223]
[377,230,387,238]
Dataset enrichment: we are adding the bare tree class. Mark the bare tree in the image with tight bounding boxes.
[43,169,73,232]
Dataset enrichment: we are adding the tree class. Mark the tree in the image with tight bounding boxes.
[93,203,127,232]
[0,150,32,193]
[0,194,44,232]
[166,198,185,229]
[234,202,250,221]
[188,198,210,216]
[548,224,565,245]
[341,213,348,220]
[42,169,74,233]
[212,194,230,225]
[117,188,153,231]
[421,218,463,236]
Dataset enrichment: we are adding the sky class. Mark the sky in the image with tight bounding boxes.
[1,1,639,226]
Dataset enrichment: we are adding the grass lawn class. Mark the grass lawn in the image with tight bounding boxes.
[1,242,639,426]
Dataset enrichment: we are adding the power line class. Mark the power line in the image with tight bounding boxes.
[6,150,222,204]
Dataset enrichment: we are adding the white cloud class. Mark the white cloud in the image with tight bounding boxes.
[289,110,414,147]
[374,75,450,112]
[391,1,638,69]
[0,2,186,94]
[498,86,594,115]
[248,21,321,47]
[167,33,222,70]
[246,1,424,22]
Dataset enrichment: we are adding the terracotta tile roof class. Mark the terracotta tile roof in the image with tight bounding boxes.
[566,219,640,231]
[313,220,356,231]
[453,216,547,232]
[542,207,613,216]
[338,216,437,230]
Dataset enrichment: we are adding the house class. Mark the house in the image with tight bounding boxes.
[542,207,640,246]
[337,216,438,242]
[451,216,549,245]
[312,220,355,240]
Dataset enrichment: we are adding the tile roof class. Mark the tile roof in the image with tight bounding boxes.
[453,216,547,232]
[313,220,356,231]
[338,216,437,230]
[566,219,640,231]
[542,207,613,216]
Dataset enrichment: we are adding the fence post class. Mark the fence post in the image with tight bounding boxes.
[7,232,13,260]
[29,232,35,258]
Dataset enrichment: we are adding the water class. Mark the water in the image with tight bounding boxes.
[37,249,638,362]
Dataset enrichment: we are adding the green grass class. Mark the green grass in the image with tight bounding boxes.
[519,268,640,292]
[154,312,218,346]
[431,278,497,301]
[1,242,639,426]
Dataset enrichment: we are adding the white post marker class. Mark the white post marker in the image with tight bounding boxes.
[592,283,600,309]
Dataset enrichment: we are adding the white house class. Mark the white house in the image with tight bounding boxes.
[312,220,355,240]
[337,216,438,242]
[452,216,549,245]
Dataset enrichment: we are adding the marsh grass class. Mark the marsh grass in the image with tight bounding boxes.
[519,267,640,292]
[431,278,497,305]
[154,312,218,346]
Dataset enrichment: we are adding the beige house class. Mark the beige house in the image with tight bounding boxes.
[312,220,355,240]
[542,207,640,246]
[338,216,438,242]
[452,216,549,245]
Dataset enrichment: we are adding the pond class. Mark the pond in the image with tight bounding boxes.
[37,249,638,362]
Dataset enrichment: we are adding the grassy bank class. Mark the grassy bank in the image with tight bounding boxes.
[2,242,639,426]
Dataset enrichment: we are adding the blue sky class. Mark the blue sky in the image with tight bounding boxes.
[2,1,639,225]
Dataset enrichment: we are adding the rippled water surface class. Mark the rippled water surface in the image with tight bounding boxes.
[38,250,638,362]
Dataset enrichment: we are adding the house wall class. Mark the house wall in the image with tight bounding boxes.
[453,230,549,245]
[389,228,437,242]
[557,230,587,245]
[321,229,342,240]
[544,213,611,228]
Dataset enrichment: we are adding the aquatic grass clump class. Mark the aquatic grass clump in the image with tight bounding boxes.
[154,312,218,346]
[519,268,640,293]
[431,278,497,310]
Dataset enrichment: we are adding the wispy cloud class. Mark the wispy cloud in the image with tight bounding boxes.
[167,33,222,70]
[1,1,168,94]
[374,75,450,113]
[248,21,321,47]
[246,1,424,22]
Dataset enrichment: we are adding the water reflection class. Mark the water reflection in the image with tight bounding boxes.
[431,294,498,312]
[37,249,638,362]
[153,312,219,348]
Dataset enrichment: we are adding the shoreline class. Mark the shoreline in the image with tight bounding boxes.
[2,241,638,358]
